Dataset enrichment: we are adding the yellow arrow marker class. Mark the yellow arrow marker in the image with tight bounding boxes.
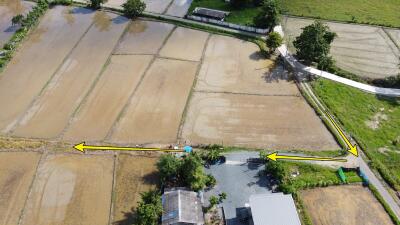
[73,142,184,153]
[267,152,347,162]
[325,111,358,156]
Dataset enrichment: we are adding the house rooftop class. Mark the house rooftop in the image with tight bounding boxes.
[162,189,204,225]
[192,7,229,20]
[250,193,301,225]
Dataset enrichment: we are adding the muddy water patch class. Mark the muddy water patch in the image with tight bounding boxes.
[115,20,174,55]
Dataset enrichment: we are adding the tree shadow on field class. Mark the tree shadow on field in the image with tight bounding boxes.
[112,208,137,225]
[141,171,160,186]
[262,63,293,83]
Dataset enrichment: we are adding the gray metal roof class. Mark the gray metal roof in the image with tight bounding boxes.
[162,190,204,225]
[193,7,229,20]
[249,193,301,225]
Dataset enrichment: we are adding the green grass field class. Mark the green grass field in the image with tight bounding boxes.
[189,0,400,28]
[312,78,400,189]
[188,0,262,26]
[278,0,400,27]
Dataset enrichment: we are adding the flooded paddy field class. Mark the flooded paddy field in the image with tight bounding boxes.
[0,5,338,151]
[159,27,209,61]
[114,20,174,55]
[63,55,153,142]
[110,58,198,144]
[0,0,34,46]
[301,185,393,225]
[0,6,93,133]
[0,152,41,225]
[181,92,339,150]
[20,153,114,225]
[13,11,129,139]
[112,153,159,224]
[282,16,400,79]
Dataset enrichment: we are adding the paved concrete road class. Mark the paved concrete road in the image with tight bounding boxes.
[204,151,271,225]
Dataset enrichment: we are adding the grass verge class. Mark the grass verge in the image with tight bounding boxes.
[368,183,400,225]
[278,0,400,28]
[312,78,400,191]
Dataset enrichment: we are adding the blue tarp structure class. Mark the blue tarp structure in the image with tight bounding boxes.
[184,146,192,153]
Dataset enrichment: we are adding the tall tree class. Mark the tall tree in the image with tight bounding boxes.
[134,190,162,225]
[253,0,280,29]
[89,0,105,9]
[157,154,181,183]
[293,20,337,66]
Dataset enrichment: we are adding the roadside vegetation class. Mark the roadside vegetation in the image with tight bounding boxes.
[312,78,400,191]
[122,0,146,18]
[278,0,400,28]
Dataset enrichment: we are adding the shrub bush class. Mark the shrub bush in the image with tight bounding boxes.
[123,0,146,18]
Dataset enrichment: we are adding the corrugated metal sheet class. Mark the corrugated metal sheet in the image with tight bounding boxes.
[249,193,301,225]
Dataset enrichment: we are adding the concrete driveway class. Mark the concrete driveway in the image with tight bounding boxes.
[204,151,272,225]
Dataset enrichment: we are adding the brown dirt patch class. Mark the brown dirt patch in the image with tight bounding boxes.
[301,185,394,225]
[112,153,159,224]
[181,92,339,150]
[110,58,198,144]
[159,27,209,61]
[114,20,174,55]
[21,153,114,225]
[196,35,299,96]
[0,6,93,133]
[63,55,153,142]
[0,152,41,225]
[13,12,128,139]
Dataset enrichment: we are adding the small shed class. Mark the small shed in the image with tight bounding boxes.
[162,189,205,225]
[192,7,230,21]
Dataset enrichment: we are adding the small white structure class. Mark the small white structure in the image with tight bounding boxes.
[249,193,301,225]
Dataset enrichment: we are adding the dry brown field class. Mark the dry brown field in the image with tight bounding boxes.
[181,92,338,150]
[20,153,114,225]
[0,152,41,225]
[282,16,400,79]
[301,185,394,225]
[112,153,159,224]
[195,35,299,96]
